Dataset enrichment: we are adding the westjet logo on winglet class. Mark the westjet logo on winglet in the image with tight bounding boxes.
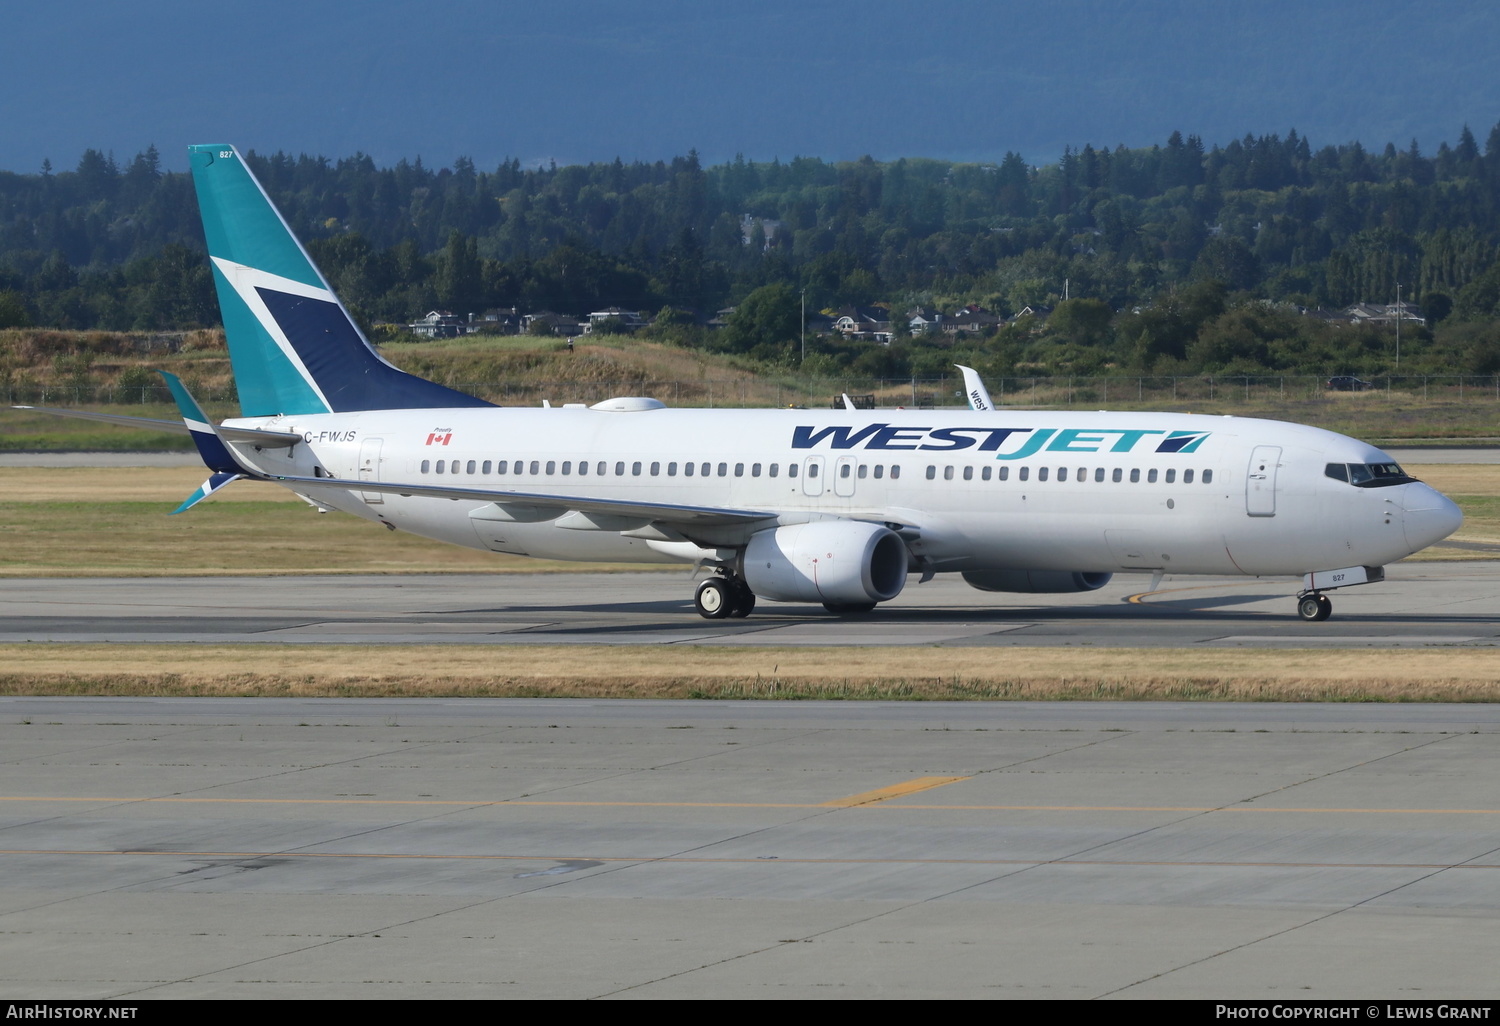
[789,425,1211,457]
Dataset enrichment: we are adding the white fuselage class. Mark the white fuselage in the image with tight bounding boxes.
[224,406,1461,580]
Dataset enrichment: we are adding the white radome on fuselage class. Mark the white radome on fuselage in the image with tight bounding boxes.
[222,405,1458,579]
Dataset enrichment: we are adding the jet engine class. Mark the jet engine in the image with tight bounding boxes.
[962,570,1113,593]
[742,521,909,605]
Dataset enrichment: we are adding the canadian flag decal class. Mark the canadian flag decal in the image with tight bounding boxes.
[426,431,453,446]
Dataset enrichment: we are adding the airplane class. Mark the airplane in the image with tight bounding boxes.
[15,144,1464,622]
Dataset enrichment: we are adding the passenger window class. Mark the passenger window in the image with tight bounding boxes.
[944,466,955,481]
[701,462,710,476]
[926,465,936,480]
[466,460,476,474]
[1203,469,1213,484]
[718,463,728,477]
[1038,467,1049,481]
[1147,468,1158,483]
[482,460,492,474]
[1019,467,1029,481]
[752,463,761,477]
[839,464,849,478]
[562,461,571,475]
[1094,467,1104,482]
[531,461,540,475]
[650,462,660,476]
[982,466,991,481]
[546,461,556,475]
[667,462,677,476]
[1057,467,1067,482]
[999,466,1008,481]
[1130,468,1140,483]
[788,464,798,478]
[874,465,884,479]
[436,460,445,474]
[1112,468,1122,483]
[684,462,694,476]
[736,463,745,477]
[615,461,625,475]
[1165,469,1175,483]
[769,464,779,478]
[806,463,818,478]
[1184,469,1194,484]
[578,460,587,476]
[857,465,867,479]
[632,462,642,476]
[421,459,430,473]
[596,461,606,476]
[890,465,900,479]
[962,466,972,481]
[497,460,508,474]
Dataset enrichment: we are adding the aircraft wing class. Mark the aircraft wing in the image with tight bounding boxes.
[268,472,778,528]
[11,405,303,448]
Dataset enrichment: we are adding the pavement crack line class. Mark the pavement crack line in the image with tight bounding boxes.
[1091,731,1472,999]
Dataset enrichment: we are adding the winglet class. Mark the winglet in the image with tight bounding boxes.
[160,369,246,477]
[956,365,995,411]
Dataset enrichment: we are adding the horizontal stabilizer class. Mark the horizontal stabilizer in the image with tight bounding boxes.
[171,472,243,515]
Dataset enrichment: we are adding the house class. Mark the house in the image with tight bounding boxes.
[1345,302,1425,328]
[740,214,785,250]
[522,311,586,336]
[584,307,647,332]
[406,310,471,338]
[479,307,522,334]
[942,305,1002,334]
[832,306,891,339]
[907,306,943,335]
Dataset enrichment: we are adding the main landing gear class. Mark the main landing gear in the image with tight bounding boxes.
[694,574,755,619]
[1296,592,1333,622]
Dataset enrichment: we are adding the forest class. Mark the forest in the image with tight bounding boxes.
[6,124,1500,382]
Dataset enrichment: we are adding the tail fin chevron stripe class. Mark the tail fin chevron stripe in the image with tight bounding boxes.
[189,145,493,417]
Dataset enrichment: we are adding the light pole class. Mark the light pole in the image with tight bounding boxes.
[1395,282,1401,370]
[800,287,806,364]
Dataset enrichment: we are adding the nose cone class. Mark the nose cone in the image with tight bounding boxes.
[1402,483,1463,553]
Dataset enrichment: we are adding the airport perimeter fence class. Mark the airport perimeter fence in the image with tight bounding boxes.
[7,374,1500,410]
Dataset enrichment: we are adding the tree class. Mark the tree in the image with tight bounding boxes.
[721,282,800,356]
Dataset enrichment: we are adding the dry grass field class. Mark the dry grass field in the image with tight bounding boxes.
[2,643,1498,701]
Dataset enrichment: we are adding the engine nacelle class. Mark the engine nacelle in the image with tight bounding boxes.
[962,570,1113,594]
[742,521,909,605]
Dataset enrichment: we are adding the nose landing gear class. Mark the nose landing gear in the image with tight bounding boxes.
[1296,592,1333,622]
[694,574,755,619]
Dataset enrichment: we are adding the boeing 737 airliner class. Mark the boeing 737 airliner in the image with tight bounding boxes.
[17,145,1465,621]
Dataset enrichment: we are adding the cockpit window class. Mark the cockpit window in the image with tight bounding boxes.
[1332,461,1415,488]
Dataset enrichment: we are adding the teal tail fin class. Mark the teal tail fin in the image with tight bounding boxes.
[188,144,492,417]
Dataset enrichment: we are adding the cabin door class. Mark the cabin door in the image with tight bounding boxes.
[1245,445,1280,517]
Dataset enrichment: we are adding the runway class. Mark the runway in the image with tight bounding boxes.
[2,561,1497,647]
[1,697,1497,998]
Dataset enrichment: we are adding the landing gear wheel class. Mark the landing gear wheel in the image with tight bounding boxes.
[695,577,732,619]
[1316,594,1332,621]
[1297,593,1332,622]
[823,601,877,614]
[727,582,756,618]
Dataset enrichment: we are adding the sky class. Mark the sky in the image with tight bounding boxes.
[4,0,1498,173]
